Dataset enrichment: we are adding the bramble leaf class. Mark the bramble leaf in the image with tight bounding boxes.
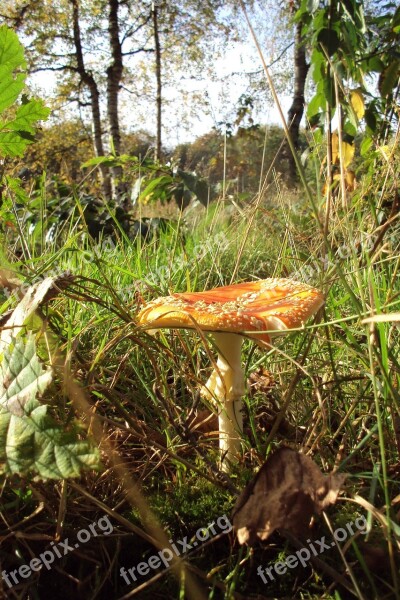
[7,98,51,134]
[0,25,49,158]
[0,334,100,479]
[0,25,26,70]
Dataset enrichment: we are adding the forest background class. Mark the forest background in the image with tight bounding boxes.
[0,0,399,599]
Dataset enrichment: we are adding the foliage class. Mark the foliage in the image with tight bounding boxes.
[297,0,400,169]
[0,333,100,479]
[174,125,295,194]
[83,153,210,208]
[0,25,50,158]
[14,120,94,184]
[1,4,400,599]
[0,25,99,483]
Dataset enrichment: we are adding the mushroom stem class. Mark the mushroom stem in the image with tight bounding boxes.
[201,332,245,470]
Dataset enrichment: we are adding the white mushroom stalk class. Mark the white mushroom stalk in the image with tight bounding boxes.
[201,332,245,467]
[136,278,325,473]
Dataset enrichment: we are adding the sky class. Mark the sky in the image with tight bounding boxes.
[27,4,294,148]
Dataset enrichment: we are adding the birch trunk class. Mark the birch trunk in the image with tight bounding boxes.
[70,0,112,199]
[107,0,130,209]
[153,3,162,162]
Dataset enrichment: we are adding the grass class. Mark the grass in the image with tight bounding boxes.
[1,129,400,600]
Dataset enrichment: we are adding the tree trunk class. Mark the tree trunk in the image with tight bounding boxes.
[153,2,162,161]
[107,0,130,209]
[286,19,309,184]
[70,0,112,199]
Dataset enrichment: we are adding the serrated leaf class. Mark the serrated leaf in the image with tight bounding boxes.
[0,130,36,157]
[0,335,100,479]
[350,89,365,119]
[7,99,51,134]
[0,25,49,158]
[0,401,100,479]
[0,335,53,416]
[0,25,27,113]
[0,68,26,113]
[0,25,26,70]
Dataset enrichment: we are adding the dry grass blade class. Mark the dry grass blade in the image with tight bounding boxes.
[362,313,400,323]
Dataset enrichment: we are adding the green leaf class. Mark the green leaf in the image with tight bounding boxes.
[0,26,27,113]
[177,170,209,205]
[0,335,52,417]
[139,175,173,204]
[0,400,100,479]
[0,130,36,157]
[310,49,326,84]
[323,76,335,108]
[360,136,373,156]
[343,120,357,138]
[364,56,384,73]
[317,28,340,56]
[391,6,400,31]
[7,98,51,134]
[341,0,366,33]
[307,93,325,118]
[364,106,377,133]
[312,10,328,34]
[379,59,400,97]
[0,25,26,70]
[0,335,100,479]
[82,155,120,168]
[0,25,49,158]
[0,67,26,113]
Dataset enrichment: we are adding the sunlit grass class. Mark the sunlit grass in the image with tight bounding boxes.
[1,128,400,598]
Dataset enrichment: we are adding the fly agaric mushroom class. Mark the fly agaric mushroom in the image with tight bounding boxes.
[137,278,324,470]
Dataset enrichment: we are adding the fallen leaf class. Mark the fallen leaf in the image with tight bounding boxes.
[232,447,346,545]
[188,409,218,434]
[248,367,275,397]
[0,277,54,351]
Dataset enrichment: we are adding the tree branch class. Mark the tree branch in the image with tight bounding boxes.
[30,65,78,73]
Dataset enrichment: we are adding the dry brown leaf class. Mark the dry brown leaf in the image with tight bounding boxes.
[248,367,275,397]
[0,274,75,353]
[232,447,346,545]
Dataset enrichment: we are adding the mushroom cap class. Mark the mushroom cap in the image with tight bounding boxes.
[137,278,324,344]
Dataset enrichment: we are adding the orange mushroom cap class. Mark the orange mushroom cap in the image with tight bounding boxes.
[137,278,324,344]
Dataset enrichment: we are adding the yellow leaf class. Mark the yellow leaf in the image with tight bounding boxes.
[331,132,339,163]
[350,89,365,119]
[331,132,355,167]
